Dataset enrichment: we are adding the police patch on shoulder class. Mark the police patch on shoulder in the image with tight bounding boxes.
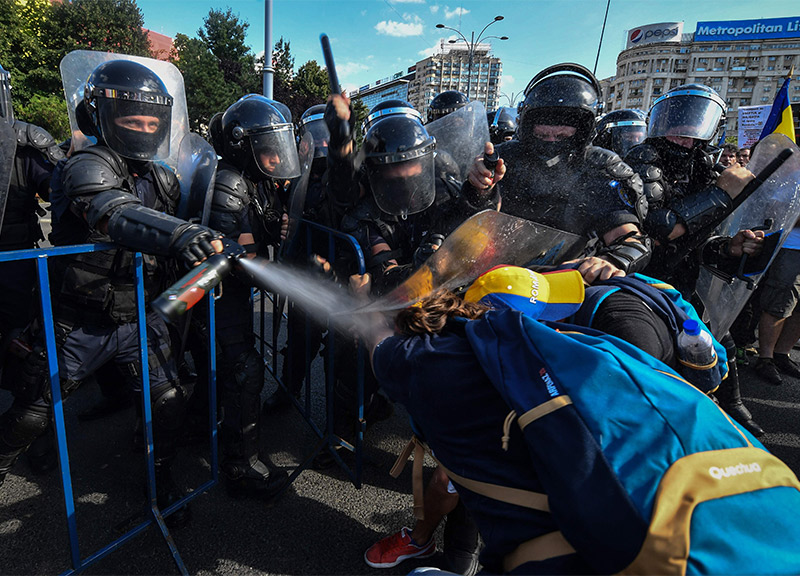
[612,180,634,208]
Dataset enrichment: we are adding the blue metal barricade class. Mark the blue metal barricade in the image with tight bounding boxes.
[0,244,219,575]
[255,219,367,487]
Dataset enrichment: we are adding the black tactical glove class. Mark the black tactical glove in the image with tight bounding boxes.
[413,234,445,269]
[170,224,220,268]
[324,99,356,151]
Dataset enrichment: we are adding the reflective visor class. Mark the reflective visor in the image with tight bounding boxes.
[648,89,725,142]
[249,124,301,179]
[366,153,436,217]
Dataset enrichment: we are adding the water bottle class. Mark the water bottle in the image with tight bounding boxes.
[677,319,716,366]
[677,319,719,393]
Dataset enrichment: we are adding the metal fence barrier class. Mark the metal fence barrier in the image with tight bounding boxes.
[256,219,367,488]
[0,244,219,575]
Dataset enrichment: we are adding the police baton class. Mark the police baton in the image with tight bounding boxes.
[663,147,794,271]
[320,34,340,95]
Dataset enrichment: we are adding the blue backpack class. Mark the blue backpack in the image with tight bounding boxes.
[572,273,728,393]
[465,310,800,575]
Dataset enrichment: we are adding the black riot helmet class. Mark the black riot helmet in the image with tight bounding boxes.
[362,113,436,218]
[221,94,301,180]
[594,108,647,157]
[518,63,602,160]
[0,64,13,121]
[84,60,173,161]
[647,84,726,144]
[298,104,329,159]
[488,107,518,144]
[208,112,224,156]
[427,90,469,124]
[363,99,423,133]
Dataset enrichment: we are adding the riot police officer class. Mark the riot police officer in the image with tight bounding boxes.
[205,94,299,499]
[0,60,220,527]
[263,103,333,412]
[466,63,651,281]
[427,90,470,124]
[487,106,517,145]
[624,84,765,436]
[593,108,647,158]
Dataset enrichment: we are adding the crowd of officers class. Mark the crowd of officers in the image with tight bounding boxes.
[0,53,790,570]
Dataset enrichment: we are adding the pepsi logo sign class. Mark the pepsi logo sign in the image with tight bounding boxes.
[630,29,644,43]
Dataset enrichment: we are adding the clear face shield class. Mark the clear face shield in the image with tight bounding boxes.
[609,121,647,157]
[95,91,173,161]
[299,114,330,159]
[366,145,436,218]
[249,123,301,179]
[648,89,725,142]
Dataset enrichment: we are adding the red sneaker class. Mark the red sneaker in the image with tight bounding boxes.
[364,527,436,568]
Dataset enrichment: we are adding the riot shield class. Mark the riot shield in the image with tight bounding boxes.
[175,132,217,225]
[696,133,800,338]
[279,130,314,259]
[59,50,189,169]
[0,118,15,231]
[425,100,490,181]
[360,210,585,313]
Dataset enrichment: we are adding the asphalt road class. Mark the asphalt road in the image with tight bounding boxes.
[1,213,799,574]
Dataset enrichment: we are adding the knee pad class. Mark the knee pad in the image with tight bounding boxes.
[233,349,265,396]
[151,382,188,433]
[0,404,51,451]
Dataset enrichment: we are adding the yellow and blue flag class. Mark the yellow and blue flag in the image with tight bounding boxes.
[759,71,795,143]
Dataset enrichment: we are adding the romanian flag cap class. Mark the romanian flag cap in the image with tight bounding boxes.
[464,265,585,321]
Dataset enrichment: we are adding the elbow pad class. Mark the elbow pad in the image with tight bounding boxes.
[597,234,652,274]
[671,186,732,237]
[107,204,217,266]
[86,189,141,228]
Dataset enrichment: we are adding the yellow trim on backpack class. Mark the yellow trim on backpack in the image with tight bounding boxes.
[677,356,717,371]
[620,447,800,575]
[518,396,573,429]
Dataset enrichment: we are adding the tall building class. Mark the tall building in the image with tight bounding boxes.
[350,41,502,117]
[602,18,800,140]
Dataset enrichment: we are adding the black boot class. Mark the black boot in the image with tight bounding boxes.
[153,460,191,529]
[0,404,51,487]
[25,424,58,475]
[222,455,288,500]
[716,359,765,437]
[442,501,482,576]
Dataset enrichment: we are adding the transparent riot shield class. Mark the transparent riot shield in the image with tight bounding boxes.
[696,133,800,338]
[59,50,189,169]
[360,210,585,313]
[175,132,217,225]
[425,100,490,181]
[279,130,315,259]
[0,118,15,231]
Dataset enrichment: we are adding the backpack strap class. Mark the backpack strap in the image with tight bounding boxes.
[503,531,576,573]
[389,436,428,520]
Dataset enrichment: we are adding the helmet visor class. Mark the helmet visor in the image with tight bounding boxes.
[648,89,725,142]
[97,97,172,161]
[366,153,436,218]
[299,115,330,158]
[250,124,301,179]
[611,123,647,157]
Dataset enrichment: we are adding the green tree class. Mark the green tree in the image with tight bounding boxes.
[172,33,235,132]
[294,60,328,101]
[351,96,369,146]
[173,7,261,130]
[197,8,259,94]
[16,94,71,141]
[271,36,294,108]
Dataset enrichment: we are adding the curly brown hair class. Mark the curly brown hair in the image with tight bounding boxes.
[394,289,490,336]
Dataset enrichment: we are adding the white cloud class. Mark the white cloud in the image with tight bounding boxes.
[375,15,424,37]
[338,61,370,77]
[500,75,515,89]
[429,5,440,14]
[444,6,469,19]
[418,35,456,57]
[392,0,425,3]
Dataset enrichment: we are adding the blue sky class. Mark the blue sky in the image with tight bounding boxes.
[136,0,797,105]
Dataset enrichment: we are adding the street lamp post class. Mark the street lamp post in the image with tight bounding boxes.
[436,16,507,102]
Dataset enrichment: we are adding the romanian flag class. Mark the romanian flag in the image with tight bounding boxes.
[759,70,795,143]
